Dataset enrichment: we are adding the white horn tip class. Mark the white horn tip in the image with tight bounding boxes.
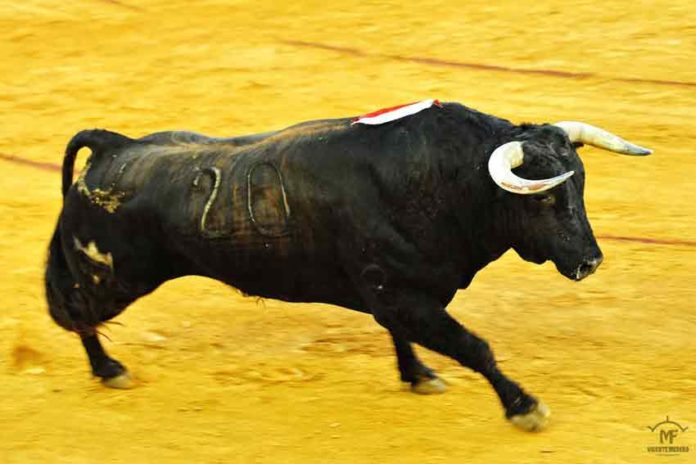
[625,144,653,156]
[554,121,653,156]
[500,170,575,194]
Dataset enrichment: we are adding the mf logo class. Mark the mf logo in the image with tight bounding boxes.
[646,416,690,456]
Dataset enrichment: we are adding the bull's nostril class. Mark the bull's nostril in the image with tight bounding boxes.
[589,256,603,272]
[575,256,603,280]
[585,257,602,273]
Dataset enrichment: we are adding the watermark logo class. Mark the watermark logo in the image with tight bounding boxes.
[646,416,689,456]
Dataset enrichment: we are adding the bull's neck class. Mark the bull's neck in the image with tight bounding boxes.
[432,119,515,283]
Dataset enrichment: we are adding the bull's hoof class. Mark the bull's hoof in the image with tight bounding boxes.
[509,401,550,432]
[102,371,134,389]
[411,376,447,395]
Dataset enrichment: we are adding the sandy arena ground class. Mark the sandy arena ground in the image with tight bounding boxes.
[1,1,695,462]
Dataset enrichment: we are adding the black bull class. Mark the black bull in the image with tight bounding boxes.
[45,102,648,431]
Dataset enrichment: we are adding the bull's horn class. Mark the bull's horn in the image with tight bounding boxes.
[488,141,575,195]
[554,121,652,155]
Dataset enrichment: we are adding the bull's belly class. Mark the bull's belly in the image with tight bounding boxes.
[174,235,363,310]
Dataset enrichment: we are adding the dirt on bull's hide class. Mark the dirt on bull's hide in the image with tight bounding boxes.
[1,1,695,463]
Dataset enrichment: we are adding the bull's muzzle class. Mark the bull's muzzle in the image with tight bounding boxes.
[573,255,603,281]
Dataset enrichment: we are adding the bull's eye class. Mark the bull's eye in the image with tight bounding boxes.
[533,194,556,206]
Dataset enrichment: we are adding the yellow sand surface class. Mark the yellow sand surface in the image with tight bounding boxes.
[1,1,694,462]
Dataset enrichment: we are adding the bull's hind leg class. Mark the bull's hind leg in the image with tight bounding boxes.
[51,287,137,389]
[67,286,154,389]
[46,230,133,388]
[390,332,446,394]
[364,287,549,432]
[47,286,136,389]
[81,331,133,389]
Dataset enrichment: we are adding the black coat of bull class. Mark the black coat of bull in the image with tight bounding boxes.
[46,102,609,430]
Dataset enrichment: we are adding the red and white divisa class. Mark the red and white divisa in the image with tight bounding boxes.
[351,99,442,126]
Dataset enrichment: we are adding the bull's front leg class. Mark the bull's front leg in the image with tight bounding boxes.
[364,286,549,432]
[390,331,446,394]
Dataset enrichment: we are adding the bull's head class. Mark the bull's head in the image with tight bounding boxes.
[487,122,651,281]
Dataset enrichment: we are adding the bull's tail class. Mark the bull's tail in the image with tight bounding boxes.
[62,129,132,198]
[45,224,80,332]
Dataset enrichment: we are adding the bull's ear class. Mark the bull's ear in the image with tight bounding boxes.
[572,142,584,149]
